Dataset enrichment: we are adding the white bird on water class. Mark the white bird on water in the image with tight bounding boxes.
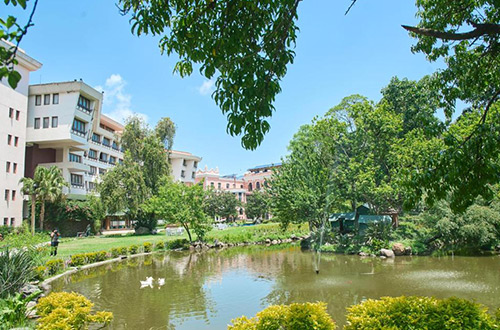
[140,276,154,288]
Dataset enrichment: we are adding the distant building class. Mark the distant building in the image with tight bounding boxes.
[195,163,281,220]
[0,40,42,227]
[169,150,202,185]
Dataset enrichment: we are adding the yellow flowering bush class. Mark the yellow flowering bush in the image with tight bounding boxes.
[36,291,113,330]
[345,296,498,330]
[228,302,335,330]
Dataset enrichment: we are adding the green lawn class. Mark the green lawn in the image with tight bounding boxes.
[53,233,189,259]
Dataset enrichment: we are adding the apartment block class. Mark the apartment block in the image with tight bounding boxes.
[169,150,202,185]
[0,40,42,227]
[25,81,124,200]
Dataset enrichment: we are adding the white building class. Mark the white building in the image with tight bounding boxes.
[25,81,124,200]
[169,150,202,185]
[0,40,42,227]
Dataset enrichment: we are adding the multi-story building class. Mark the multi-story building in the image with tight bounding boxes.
[169,150,202,185]
[25,80,124,200]
[0,40,42,227]
[243,163,281,194]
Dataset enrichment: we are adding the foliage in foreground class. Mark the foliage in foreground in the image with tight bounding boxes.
[36,292,113,330]
[345,296,498,330]
[0,291,40,329]
[228,302,335,330]
[0,247,36,299]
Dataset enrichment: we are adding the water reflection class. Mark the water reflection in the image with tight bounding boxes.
[50,246,500,329]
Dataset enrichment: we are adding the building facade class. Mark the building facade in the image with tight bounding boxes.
[169,150,202,185]
[25,81,124,200]
[0,40,42,227]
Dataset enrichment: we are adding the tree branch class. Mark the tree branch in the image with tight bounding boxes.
[10,0,39,69]
[402,23,500,41]
[461,88,500,146]
[345,0,358,15]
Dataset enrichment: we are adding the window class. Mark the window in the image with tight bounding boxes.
[15,110,20,120]
[109,156,116,165]
[34,118,40,129]
[88,149,97,159]
[217,182,221,189]
[51,116,58,128]
[183,159,187,166]
[70,174,83,186]
[256,182,261,190]
[193,161,198,168]
[102,137,110,147]
[181,170,186,178]
[88,182,96,191]
[14,136,18,147]
[43,117,49,128]
[3,218,7,226]
[9,107,14,118]
[7,134,12,145]
[6,162,10,173]
[226,183,230,189]
[13,163,17,174]
[44,94,50,105]
[72,119,86,134]
[35,95,41,106]
[192,172,195,179]
[78,95,91,111]
[112,141,119,150]
[99,168,107,175]
[92,133,101,143]
[89,166,97,175]
[99,153,108,162]
[5,189,9,201]
[52,93,59,104]
[10,218,14,226]
[69,153,82,163]
[118,158,123,165]
[11,190,16,201]
[240,184,243,188]
[210,182,214,188]
[248,183,253,191]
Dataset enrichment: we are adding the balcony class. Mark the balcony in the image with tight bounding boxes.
[76,104,93,115]
[71,129,87,138]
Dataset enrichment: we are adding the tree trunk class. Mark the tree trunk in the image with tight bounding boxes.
[31,194,36,236]
[40,201,45,231]
[182,222,192,242]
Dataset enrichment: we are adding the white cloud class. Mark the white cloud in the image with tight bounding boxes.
[95,74,149,124]
[198,79,215,96]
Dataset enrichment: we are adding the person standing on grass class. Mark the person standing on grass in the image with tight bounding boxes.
[50,229,60,256]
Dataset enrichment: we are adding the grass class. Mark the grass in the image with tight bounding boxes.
[205,223,309,244]
[52,233,190,259]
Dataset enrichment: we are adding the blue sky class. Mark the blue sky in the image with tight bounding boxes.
[5,0,441,175]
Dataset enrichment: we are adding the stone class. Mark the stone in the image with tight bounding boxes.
[265,239,271,244]
[404,246,412,255]
[358,252,369,257]
[134,227,150,235]
[20,284,40,298]
[25,301,38,319]
[271,240,278,245]
[379,256,387,259]
[291,234,298,240]
[392,243,405,256]
[380,248,395,258]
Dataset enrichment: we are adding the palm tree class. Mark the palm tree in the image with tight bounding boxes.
[19,177,37,236]
[35,166,68,231]
[20,166,68,232]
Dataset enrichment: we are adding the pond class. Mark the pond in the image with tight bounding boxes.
[50,245,500,329]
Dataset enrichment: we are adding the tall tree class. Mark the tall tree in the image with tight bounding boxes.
[155,117,176,151]
[20,166,68,231]
[245,190,271,221]
[143,181,211,242]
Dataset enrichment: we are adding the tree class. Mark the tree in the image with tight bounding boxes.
[142,181,212,242]
[20,166,68,231]
[155,117,176,151]
[203,189,241,221]
[245,190,271,221]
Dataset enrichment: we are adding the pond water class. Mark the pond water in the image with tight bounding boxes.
[50,245,500,329]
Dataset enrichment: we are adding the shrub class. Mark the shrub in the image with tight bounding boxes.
[118,247,128,256]
[228,302,335,330]
[345,296,498,330]
[111,248,120,258]
[143,242,153,253]
[45,259,64,275]
[128,245,139,254]
[94,251,107,262]
[36,292,113,330]
[0,291,41,328]
[155,241,165,250]
[0,247,36,298]
[166,238,190,250]
[70,254,86,266]
[34,265,48,281]
[85,252,97,264]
